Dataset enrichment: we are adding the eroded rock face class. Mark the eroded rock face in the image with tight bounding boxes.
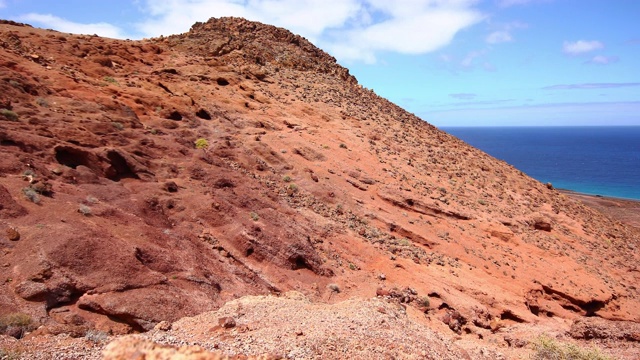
[0,17,638,358]
[0,184,27,219]
[569,318,640,342]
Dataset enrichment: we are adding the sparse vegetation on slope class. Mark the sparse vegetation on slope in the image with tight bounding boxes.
[0,17,638,359]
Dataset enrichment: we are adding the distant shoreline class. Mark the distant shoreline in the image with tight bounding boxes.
[558,188,640,203]
[445,127,640,202]
[560,189,640,229]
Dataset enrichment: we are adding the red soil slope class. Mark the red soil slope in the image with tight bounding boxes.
[0,18,638,358]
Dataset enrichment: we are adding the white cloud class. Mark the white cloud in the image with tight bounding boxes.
[18,13,127,38]
[586,55,618,65]
[460,49,485,67]
[136,0,362,44]
[135,0,485,63]
[498,0,530,6]
[486,31,512,44]
[497,0,549,7]
[563,40,604,55]
[13,1,485,63]
[336,7,483,62]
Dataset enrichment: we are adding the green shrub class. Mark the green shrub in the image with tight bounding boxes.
[0,312,35,339]
[85,329,109,344]
[85,195,98,204]
[78,205,92,216]
[418,296,430,308]
[249,212,259,221]
[532,335,612,360]
[22,188,40,204]
[0,109,18,121]
[103,76,118,84]
[282,175,292,182]
[0,313,32,328]
[112,121,124,130]
[21,169,36,181]
[35,97,49,107]
[194,138,209,150]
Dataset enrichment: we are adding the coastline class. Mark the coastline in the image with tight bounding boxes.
[560,189,640,229]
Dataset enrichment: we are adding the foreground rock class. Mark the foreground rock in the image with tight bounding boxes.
[103,337,275,360]
[104,292,474,360]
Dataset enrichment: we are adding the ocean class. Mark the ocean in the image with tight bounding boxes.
[441,126,640,201]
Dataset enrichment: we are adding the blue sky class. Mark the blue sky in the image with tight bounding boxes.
[1,0,639,126]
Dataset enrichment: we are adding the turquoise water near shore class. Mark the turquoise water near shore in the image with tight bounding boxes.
[442,126,640,200]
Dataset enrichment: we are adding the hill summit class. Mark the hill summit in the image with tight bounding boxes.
[0,17,638,359]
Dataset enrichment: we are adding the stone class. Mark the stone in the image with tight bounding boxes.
[6,227,20,241]
[154,321,172,331]
[218,317,236,329]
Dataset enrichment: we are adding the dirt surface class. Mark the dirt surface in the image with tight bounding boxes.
[562,190,640,229]
[0,17,639,359]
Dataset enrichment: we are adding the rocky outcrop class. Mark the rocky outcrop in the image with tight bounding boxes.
[0,184,27,219]
[569,317,640,342]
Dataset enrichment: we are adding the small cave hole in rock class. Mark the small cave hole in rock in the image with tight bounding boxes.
[1,139,17,147]
[245,247,254,257]
[165,199,176,210]
[290,255,311,270]
[134,248,156,267]
[438,302,452,310]
[196,109,211,120]
[216,78,229,86]
[55,146,91,169]
[405,199,415,206]
[213,178,235,189]
[105,151,138,181]
[583,300,605,316]
[500,310,526,323]
[161,68,178,75]
[167,110,182,121]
